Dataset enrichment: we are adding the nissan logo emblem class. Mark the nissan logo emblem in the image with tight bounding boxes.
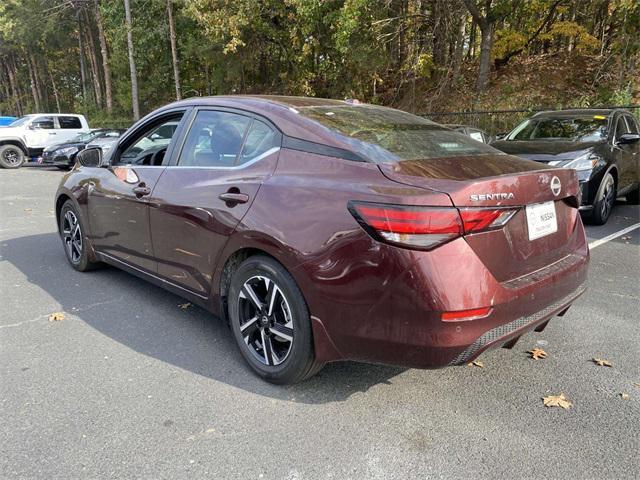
[550,176,561,196]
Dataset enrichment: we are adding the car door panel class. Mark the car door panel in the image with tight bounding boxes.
[613,116,635,191]
[87,166,165,273]
[150,152,279,295]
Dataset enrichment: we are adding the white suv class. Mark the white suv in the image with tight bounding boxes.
[0,114,90,168]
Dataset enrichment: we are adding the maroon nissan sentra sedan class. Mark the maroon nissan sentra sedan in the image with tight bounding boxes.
[55,96,589,383]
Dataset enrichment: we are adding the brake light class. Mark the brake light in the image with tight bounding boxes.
[459,208,517,233]
[349,202,518,250]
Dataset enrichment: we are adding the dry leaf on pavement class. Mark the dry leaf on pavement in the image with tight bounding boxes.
[592,358,613,367]
[543,393,573,409]
[619,393,630,400]
[179,302,192,310]
[48,312,65,322]
[527,348,548,360]
[467,360,484,368]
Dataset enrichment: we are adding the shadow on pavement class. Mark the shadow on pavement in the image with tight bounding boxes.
[1,232,405,404]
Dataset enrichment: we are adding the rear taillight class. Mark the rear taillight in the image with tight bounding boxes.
[349,202,517,250]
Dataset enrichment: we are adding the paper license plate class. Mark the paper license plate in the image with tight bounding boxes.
[526,201,557,241]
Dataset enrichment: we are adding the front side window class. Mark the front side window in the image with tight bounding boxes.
[297,105,498,163]
[117,114,183,166]
[178,111,252,167]
[623,116,638,134]
[59,116,82,129]
[615,117,630,139]
[507,116,608,142]
[30,116,54,129]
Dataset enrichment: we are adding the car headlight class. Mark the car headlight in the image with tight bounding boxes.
[561,152,601,171]
[58,146,79,156]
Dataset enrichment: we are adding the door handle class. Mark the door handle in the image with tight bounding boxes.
[218,192,249,204]
[133,184,152,197]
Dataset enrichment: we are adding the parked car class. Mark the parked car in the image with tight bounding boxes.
[43,129,125,170]
[444,124,492,143]
[0,113,90,169]
[491,109,640,224]
[56,96,588,384]
[0,116,17,126]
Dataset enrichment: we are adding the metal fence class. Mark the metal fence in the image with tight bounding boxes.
[421,105,640,136]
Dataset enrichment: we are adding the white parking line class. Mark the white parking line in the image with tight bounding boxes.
[588,223,640,250]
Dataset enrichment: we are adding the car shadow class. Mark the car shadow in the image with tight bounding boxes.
[1,232,405,404]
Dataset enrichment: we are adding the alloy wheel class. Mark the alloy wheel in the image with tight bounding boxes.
[237,275,294,366]
[600,176,615,220]
[62,210,83,263]
[3,148,21,167]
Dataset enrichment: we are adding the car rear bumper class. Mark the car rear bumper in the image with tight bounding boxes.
[301,215,589,368]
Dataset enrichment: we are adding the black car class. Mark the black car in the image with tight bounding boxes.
[492,109,640,224]
[42,129,125,169]
[444,124,492,143]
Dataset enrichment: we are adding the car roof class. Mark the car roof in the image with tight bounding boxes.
[531,108,624,118]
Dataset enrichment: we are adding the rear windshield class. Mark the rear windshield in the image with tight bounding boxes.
[507,116,608,142]
[297,105,499,163]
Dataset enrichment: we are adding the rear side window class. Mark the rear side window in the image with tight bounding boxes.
[59,116,82,129]
[30,116,54,129]
[297,105,498,163]
[239,119,279,164]
[178,111,252,167]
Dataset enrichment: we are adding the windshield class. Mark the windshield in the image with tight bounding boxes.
[8,116,33,127]
[298,105,500,163]
[507,116,608,142]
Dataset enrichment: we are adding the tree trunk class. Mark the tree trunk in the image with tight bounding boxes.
[7,57,23,116]
[26,54,42,111]
[124,0,140,120]
[95,0,113,113]
[476,24,493,93]
[47,62,62,113]
[77,11,88,102]
[166,0,182,100]
[29,54,45,110]
[83,13,103,108]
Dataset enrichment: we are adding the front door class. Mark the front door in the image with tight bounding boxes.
[24,116,56,150]
[612,115,638,192]
[150,109,281,296]
[87,112,187,273]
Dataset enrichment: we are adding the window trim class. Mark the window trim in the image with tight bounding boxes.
[168,106,282,169]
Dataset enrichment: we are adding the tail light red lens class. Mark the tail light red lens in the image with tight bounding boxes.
[349,202,517,250]
[442,306,492,321]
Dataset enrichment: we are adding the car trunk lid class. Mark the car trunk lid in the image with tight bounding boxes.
[378,154,582,283]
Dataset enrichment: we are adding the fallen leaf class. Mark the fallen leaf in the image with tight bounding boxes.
[179,302,192,310]
[24,208,32,213]
[543,393,573,409]
[592,358,613,367]
[527,348,548,360]
[634,383,640,389]
[619,393,630,400]
[48,312,65,322]
[467,360,484,368]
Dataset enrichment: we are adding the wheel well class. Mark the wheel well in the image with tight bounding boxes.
[0,140,27,155]
[55,194,72,230]
[218,247,279,323]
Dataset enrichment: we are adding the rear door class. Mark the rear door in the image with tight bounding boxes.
[86,110,188,273]
[56,116,87,143]
[149,108,281,296]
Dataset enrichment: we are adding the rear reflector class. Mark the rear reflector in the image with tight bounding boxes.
[442,307,492,321]
[349,201,518,250]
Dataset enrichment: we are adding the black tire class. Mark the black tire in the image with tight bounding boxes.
[56,165,71,171]
[228,255,324,384]
[0,144,26,169]
[625,186,640,205]
[590,172,616,225]
[59,200,100,271]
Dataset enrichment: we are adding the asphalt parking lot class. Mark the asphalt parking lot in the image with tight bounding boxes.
[1,166,639,479]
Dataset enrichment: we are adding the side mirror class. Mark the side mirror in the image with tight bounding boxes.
[150,133,162,141]
[494,132,507,140]
[77,147,105,168]
[617,133,640,145]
